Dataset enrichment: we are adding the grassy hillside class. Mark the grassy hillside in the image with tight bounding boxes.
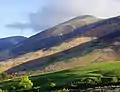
[1,62,120,91]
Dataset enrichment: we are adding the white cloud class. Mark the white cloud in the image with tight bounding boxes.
[42,0,120,18]
[6,0,120,32]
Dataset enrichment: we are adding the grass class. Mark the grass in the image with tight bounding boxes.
[31,61,120,85]
[0,61,120,91]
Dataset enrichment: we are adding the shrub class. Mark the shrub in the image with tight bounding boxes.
[18,76,33,90]
[101,77,113,84]
[57,88,69,92]
[112,77,118,83]
[0,89,7,92]
[2,90,8,92]
[0,72,9,80]
[33,86,41,92]
[10,86,16,91]
[81,78,95,84]
[49,82,56,87]
[0,89,2,92]
[96,76,102,84]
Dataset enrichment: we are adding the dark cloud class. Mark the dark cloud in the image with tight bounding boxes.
[6,22,31,30]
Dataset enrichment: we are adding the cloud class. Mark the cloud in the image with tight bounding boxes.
[6,22,31,29]
[5,0,120,32]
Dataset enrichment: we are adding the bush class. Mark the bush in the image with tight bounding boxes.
[49,82,56,87]
[81,78,95,84]
[101,77,113,84]
[57,88,69,92]
[33,86,41,92]
[0,89,2,92]
[2,90,8,92]
[18,76,33,90]
[112,77,118,83]
[10,86,16,91]
[0,72,9,80]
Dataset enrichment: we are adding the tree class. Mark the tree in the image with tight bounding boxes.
[112,77,118,83]
[57,88,69,92]
[0,72,9,80]
[18,76,33,90]
[49,82,56,87]
[0,89,2,92]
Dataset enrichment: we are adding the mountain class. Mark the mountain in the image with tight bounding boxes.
[9,15,100,56]
[0,36,27,51]
[1,15,120,74]
[0,36,27,60]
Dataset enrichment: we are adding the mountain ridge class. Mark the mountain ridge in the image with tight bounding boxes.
[9,15,100,57]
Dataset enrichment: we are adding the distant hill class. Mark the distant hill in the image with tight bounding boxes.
[0,36,26,51]
[0,36,27,60]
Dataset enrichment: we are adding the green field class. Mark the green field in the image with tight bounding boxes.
[1,61,120,91]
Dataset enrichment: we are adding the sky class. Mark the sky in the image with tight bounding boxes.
[1,0,120,38]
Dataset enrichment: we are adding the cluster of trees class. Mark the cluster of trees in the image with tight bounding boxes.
[18,76,33,90]
[0,76,33,92]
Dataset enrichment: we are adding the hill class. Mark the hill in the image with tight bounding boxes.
[0,36,26,51]
[1,15,120,74]
[0,36,27,61]
[9,15,100,56]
